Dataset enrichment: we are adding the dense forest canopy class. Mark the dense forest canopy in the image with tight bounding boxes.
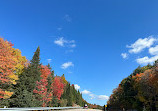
[107,63,158,111]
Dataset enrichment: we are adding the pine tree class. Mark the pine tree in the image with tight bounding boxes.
[76,90,83,106]
[61,83,73,106]
[67,83,73,106]
[28,46,41,91]
[10,47,42,107]
[71,84,77,104]
[51,70,55,79]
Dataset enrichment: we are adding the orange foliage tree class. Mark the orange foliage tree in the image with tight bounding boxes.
[0,38,27,99]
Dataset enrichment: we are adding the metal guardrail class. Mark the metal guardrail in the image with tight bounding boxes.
[0,107,83,111]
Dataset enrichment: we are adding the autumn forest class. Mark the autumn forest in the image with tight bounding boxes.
[0,37,158,110]
[107,61,158,110]
[0,37,103,109]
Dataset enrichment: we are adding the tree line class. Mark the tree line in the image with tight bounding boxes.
[107,62,158,111]
[0,37,102,109]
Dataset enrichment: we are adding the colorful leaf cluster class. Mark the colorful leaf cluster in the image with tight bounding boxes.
[52,77,65,100]
[33,65,53,107]
[0,38,27,99]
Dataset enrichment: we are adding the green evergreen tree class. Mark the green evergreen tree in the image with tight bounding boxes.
[61,83,68,101]
[71,85,77,104]
[76,90,83,106]
[46,64,53,92]
[51,70,55,79]
[10,47,42,107]
[61,83,73,106]
[67,83,73,106]
[28,46,41,91]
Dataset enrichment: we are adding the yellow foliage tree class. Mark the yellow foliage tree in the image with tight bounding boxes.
[0,37,27,99]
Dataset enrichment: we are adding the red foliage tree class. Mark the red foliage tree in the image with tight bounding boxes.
[33,65,52,107]
[52,77,65,100]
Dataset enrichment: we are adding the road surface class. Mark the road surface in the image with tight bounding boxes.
[60,109,102,111]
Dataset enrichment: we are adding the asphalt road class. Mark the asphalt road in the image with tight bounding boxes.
[60,109,103,111]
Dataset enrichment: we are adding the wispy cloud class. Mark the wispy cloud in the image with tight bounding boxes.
[89,94,109,100]
[97,95,109,100]
[54,37,65,47]
[81,89,109,101]
[57,27,62,31]
[61,62,74,69]
[64,14,72,22]
[74,84,80,90]
[65,49,74,53]
[47,59,52,63]
[70,44,76,48]
[89,94,95,100]
[126,36,157,54]
[81,90,91,94]
[54,37,76,48]
[121,53,128,59]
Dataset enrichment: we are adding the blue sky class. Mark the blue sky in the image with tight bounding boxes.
[1,0,158,106]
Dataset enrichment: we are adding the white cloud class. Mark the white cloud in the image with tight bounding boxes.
[136,55,158,64]
[121,53,128,59]
[47,59,52,63]
[81,89,109,101]
[149,45,158,55]
[89,93,109,100]
[61,62,74,69]
[64,14,72,22]
[81,90,91,94]
[54,37,76,48]
[74,84,80,90]
[97,95,109,100]
[54,37,65,47]
[127,36,157,54]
